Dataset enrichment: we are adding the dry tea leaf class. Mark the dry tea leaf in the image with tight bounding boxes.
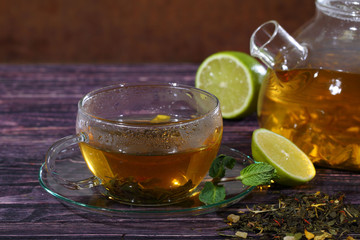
[218,192,360,239]
[313,231,332,240]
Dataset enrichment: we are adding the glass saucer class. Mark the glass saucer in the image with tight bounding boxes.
[39,145,255,218]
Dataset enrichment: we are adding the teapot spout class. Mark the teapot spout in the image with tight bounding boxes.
[250,20,308,70]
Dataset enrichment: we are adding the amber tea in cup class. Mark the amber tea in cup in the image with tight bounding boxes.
[45,83,223,206]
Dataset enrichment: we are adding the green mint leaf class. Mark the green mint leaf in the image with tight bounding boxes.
[209,155,236,179]
[199,182,226,205]
[223,155,236,169]
[237,162,276,186]
[209,155,226,178]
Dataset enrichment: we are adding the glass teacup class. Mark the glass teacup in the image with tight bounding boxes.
[45,83,223,206]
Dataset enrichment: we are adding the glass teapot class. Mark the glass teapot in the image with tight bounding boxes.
[250,0,360,171]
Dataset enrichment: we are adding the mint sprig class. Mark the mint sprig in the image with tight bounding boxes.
[237,162,276,186]
[199,155,277,205]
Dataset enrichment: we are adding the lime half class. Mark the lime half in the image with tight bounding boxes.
[251,128,316,186]
[195,51,266,119]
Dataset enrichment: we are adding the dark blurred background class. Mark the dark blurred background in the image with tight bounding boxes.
[0,0,315,63]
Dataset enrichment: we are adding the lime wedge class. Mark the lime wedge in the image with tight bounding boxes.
[251,128,316,186]
[195,51,266,119]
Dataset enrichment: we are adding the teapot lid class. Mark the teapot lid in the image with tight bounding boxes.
[316,0,360,21]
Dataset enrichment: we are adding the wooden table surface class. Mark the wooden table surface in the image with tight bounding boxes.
[1,64,359,239]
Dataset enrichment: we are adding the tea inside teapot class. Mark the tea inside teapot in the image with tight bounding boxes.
[250,0,360,171]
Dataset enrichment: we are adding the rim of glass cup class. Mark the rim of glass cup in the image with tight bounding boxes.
[78,82,221,126]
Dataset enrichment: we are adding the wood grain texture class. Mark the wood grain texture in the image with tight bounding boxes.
[0,0,315,63]
[0,64,359,239]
